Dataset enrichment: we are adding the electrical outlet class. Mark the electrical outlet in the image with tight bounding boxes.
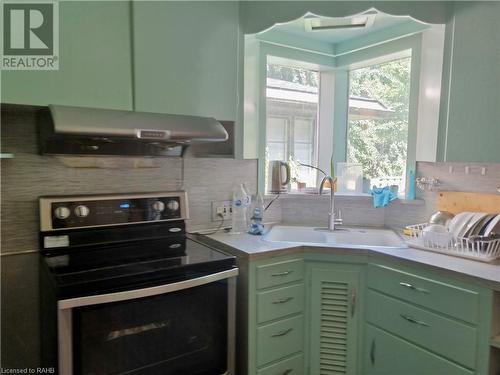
[211,200,232,221]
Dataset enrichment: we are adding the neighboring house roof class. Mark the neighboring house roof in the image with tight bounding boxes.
[266,78,395,120]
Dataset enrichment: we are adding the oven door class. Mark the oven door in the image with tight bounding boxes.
[57,269,238,375]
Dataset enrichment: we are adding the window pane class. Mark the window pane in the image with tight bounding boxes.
[294,118,314,143]
[347,57,411,193]
[268,142,286,161]
[266,61,319,190]
[293,143,313,165]
[267,117,287,143]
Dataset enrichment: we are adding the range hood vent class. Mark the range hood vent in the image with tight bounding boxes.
[39,105,228,157]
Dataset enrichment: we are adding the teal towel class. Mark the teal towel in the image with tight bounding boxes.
[370,187,397,208]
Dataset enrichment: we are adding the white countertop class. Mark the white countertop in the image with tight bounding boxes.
[205,228,500,291]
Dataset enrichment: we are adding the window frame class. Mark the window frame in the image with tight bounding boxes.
[345,54,414,193]
[259,48,334,193]
[251,30,441,196]
[265,64,322,190]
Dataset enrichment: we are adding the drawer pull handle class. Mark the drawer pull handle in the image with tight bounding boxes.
[279,370,293,375]
[350,288,357,318]
[400,314,430,327]
[272,297,294,304]
[271,328,293,337]
[370,339,376,365]
[271,271,293,277]
[399,282,429,294]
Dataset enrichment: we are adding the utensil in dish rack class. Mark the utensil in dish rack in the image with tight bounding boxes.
[422,224,452,247]
[429,211,454,227]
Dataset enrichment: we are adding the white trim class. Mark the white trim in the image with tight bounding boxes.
[318,71,335,181]
[415,25,445,162]
[443,15,456,162]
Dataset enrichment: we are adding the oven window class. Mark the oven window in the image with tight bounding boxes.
[73,280,228,375]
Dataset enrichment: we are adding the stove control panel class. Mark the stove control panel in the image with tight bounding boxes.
[39,192,188,231]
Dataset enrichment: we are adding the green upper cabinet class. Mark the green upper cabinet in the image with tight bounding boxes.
[1,1,133,110]
[131,1,239,121]
[437,1,500,162]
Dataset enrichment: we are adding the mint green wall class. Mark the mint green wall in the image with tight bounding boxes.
[437,2,500,162]
[132,1,239,121]
[1,1,133,110]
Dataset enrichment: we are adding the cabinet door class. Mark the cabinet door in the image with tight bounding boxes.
[2,1,133,110]
[363,324,473,375]
[309,267,360,375]
[132,2,239,120]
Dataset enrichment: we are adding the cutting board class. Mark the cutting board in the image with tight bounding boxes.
[437,191,500,214]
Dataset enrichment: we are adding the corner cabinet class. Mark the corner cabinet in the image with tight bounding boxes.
[236,252,494,375]
[308,264,362,375]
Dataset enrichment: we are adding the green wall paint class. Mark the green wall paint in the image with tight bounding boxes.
[131,1,239,121]
[437,2,500,162]
[1,1,133,110]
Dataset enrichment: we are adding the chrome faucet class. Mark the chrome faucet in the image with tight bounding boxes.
[319,175,343,231]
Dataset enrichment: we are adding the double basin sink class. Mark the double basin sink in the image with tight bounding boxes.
[263,225,406,249]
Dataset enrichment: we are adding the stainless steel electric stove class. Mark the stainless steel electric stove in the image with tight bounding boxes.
[39,191,237,375]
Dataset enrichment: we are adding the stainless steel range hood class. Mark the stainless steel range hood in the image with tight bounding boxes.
[39,105,229,157]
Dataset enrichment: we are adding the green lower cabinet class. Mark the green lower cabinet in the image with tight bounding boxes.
[308,265,361,375]
[257,315,304,367]
[363,324,473,375]
[257,353,304,375]
[243,255,493,375]
[365,262,493,375]
[247,256,307,375]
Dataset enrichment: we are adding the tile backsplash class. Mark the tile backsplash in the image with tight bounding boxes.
[280,161,500,229]
[0,104,265,254]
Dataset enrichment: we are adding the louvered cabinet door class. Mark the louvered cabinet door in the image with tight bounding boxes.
[309,268,360,375]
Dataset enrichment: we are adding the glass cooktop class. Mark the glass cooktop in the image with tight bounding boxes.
[41,235,235,299]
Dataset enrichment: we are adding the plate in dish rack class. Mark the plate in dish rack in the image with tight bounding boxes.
[484,214,500,237]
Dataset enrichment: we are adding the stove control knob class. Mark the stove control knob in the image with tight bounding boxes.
[166,200,180,211]
[74,205,90,218]
[54,206,71,220]
[152,201,165,212]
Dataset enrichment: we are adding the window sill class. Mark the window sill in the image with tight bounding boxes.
[264,192,425,205]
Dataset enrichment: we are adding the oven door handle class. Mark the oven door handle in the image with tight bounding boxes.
[58,268,239,310]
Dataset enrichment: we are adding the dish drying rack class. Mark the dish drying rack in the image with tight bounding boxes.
[405,223,500,262]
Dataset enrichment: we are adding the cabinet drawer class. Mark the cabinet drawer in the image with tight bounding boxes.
[366,290,477,369]
[257,284,304,324]
[367,264,479,323]
[257,259,303,290]
[364,324,473,375]
[257,315,304,366]
[257,353,304,375]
